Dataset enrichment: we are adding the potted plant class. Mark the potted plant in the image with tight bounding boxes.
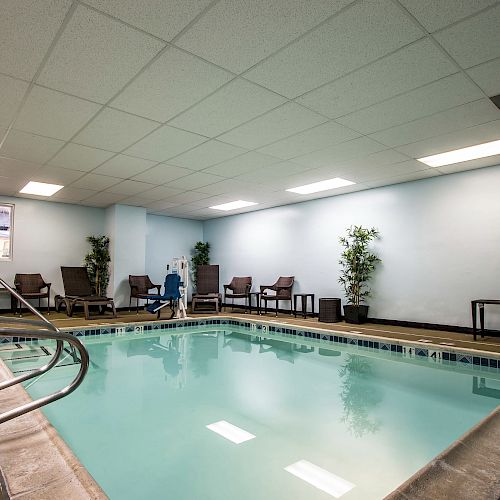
[338,226,380,324]
[191,241,210,287]
[84,235,111,297]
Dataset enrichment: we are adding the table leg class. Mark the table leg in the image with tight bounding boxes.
[472,301,477,341]
[293,295,297,317]
[302,296,306,319]
[311,295,315,317]
[479,303,485,339]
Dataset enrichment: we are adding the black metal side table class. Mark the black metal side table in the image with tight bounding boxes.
[293,293,315,318]
[471,299,500,340]
[247,292,261,315]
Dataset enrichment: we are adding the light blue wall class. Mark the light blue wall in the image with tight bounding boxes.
[106,205,147,307]
[203,165,500,329]
[0,195,105,308]
[146,215,203,298]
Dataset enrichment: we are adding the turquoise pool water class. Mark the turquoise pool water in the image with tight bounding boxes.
[7,329,499,499]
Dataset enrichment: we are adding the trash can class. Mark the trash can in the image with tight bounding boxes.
[319,298,341,323]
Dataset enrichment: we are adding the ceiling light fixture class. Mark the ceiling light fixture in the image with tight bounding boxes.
[19,181,64,196]
[209,200,257,211]
[417,139,500,167]
[206,420,256,444]
[286,177,355,194]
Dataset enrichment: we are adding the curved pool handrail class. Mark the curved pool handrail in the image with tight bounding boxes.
[0,277,89,424]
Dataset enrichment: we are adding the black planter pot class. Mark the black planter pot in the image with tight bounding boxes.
[343,305,369,324]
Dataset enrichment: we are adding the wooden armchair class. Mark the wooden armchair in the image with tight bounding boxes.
[14,273,51,315]
[260,276,294,316]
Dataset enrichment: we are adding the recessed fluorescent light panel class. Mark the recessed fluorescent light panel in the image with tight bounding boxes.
[286,177,354,194]
[417,139,500,167]
[285,460,355,498]
[19,181,64,196]
[206,420,255,444]
[209,200,257,211]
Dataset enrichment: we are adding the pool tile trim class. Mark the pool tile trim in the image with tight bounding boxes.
[5,316,499,372]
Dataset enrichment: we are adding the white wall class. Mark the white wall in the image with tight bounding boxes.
[203,165,500,329]
[145,214,203,298]
[0,196,105,309]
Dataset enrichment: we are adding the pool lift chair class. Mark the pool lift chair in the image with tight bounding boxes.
[146,273,187,320]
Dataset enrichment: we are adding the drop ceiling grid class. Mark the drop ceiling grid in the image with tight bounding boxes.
[0,0,498,217]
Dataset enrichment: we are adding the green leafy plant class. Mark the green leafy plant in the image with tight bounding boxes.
[191,241,210,286]
[338,226,380,306]
[84,235,111,297]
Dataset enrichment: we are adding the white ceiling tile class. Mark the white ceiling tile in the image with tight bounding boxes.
[369,99,500,148]
[164,191,211,203]
[218,103,327,149]
[131,164,194,184]
[335,149,411,171]
[340,159,427,183]
[93,154,157,178]
[37,5,165,103]
[236,161,308,183]
[257,121,361,160]
[85,0,213,41]
[467,58,500,96]
[168,172,225,190]
[169,79,286,137]
[203,151,278,177]
[51,187,98,202]
[175,0,355,73]
[336,73,483,134]
[0,0,72,80]
[296,39,458,118]
[291,136,386,169]
[124,125,207,161]
[144,200,178,211]
[48,143,115,171]
[363,169,440,188]
[0,157,41,179]
[433,5,500,69]
[394,120,500,158]
[0,130,64,163]
[0,75,29,128]
[111,47,232,122]
[117,196,150,207]
[398,0,498,32]
[194,178,275,196]
[15,86,101,141]
[436,155,500,174]
[30,165,84,185]
[74,108,159,152]
[82,191,127,207]
[70,173,121,190]
[169,140,246,170]
[244,0,425,98]
[106,180,154,195]
[138,186,183,201]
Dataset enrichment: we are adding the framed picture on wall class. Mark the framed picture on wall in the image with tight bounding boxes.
[0,204,14,261]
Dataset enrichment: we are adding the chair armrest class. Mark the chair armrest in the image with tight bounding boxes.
[223,284,232,292]
[260,285,273,293]
[245,284,252,293]
[45,283,52,293]
[151,285,161,294]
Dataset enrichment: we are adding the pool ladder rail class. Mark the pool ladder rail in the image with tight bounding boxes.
[0,277,89,424]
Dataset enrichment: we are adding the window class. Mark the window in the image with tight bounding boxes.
[0,204,14,261]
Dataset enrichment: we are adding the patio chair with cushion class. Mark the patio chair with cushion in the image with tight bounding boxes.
[192,265,221,314]
[60,266,116,320]
[223,276,252,312]
[260,276,294,316]
[129,275,161,313]
[14,273,51,316]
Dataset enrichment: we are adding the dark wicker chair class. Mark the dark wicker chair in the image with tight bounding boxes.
[260,276,295,316]
[223,276,252,312]
[192,265,221,314]
[60,266,116,320]
[14,273,51,316]
[129,275,161,313]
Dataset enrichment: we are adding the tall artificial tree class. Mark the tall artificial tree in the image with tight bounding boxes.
[84,235,111,297]
[191,241,210,286]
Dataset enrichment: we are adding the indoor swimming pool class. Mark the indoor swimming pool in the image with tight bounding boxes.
[5,327,499,500]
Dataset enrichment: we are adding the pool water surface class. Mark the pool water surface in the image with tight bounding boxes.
[8,328,499,500]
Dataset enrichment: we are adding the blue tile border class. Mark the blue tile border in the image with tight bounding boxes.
[5,316,499,373]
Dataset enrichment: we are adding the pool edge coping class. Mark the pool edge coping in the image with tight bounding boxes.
[0,359,107,499]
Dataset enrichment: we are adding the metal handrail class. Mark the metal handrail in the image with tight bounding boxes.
[0,277,89,423]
